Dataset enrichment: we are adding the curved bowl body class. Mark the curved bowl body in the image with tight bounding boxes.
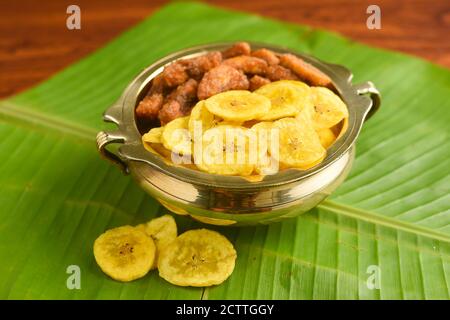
[96,42,380,226]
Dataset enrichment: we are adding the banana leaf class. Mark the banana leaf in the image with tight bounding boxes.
[0,2,449,300]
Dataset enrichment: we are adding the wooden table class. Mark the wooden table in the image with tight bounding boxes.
[1,0,449,98]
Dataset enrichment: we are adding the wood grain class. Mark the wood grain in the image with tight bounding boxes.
[0,0,448,98]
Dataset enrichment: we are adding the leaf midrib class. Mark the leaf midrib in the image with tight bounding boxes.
[0,101,96,142]
[1,101,449,245]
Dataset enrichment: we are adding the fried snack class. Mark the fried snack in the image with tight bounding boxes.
[180,51,222,78]
[142,141,172,159]
[142,126,164,144]
[135,93,164,121]
[251,48,280,65]
[197,65,249,100]
[310,86,348,129]
[149,73,166,94]
[93,226,156,282]
[279,53,332,87]
[249,75,271,91]
[223,56,268,75]
[196,125,254,176]
[162,116,192,155]
[337,117,349,139]
[251,121,279,175]
[272,117,326,170]
[158,101,187,126]
[188,100,219,136]
[158,79,198,124]
[264,64,299,81]
[162,61,189,87]
[316,128,337,149]
[222,41,251,58]
[142,215,177,269]
[205,90,270,122]
[255,80,312,120]
[158,229,237,287]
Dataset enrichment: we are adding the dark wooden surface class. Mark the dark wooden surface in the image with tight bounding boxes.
[1,0,449,98]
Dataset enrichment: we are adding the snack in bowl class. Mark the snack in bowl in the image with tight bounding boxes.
[135,42,349,177]
[97,41,380,226]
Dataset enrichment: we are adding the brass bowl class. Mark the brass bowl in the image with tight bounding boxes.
[96,42,380,226]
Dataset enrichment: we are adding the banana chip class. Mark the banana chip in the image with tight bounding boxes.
[196,125,255,176]
[162,116,192,155]
[316,128,337,149]
[93,226,155,282]
[142,127,164,144]
[255,80,312,120]
[158,229,237,287]
[143,215,177,269]
[336,117,349,139]
[311,86,348,129]
[142,127,167,156]
[272,117,326,170]
[188,101,218,137]
[251,121,279,175]
[149,142,172,158]
[205,90,270,122]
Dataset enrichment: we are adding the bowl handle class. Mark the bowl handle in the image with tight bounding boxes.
[96,130,129,174]
[97,131,129,174]
[354,81,381,121]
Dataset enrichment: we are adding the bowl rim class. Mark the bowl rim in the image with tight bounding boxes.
[101,41,379,189]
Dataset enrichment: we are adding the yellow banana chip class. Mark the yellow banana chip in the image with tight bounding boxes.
[162,116,192,155]
[188,101,219,137]
[336,117,349,139]
[195,125,255,176]
[142,127,169,156]
[271,117,326,170]
[316,128,337,149]
[158,229,237,287]
[205,90,270,122]
[143,215,177,269]
[142,127,164,144]
[255,80,312,120]
[251,121,280,175]
[148,142,172,158]
[93,226,155,282]
[311,86,348,129]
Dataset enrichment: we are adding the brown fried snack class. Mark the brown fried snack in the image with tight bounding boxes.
[158,79,198,124]
[249,75,271,91]
[197,65,249,100]
[180,51,222,78]
[264,64,299,81]
[135,93,164,120]
[223,56,268,75]
[149,73,166,94]
[251,48,280,65]
[279,54,332,87]
[222,42,251,58]
[162,61,189,87]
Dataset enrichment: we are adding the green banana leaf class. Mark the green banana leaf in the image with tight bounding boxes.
[0,2,449,300]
